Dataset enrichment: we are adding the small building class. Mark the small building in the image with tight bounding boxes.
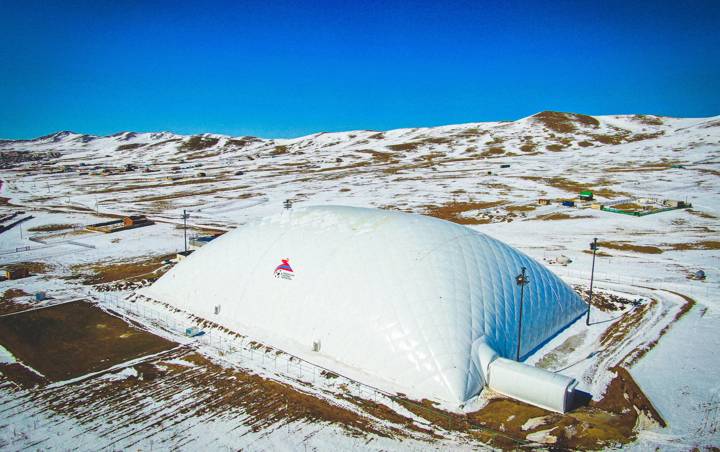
[663,199,687,208]
[3,268,29,280]
[538,198,551,206]
[176,250,194,261]
[35,291,47,301]
[591,203,603,210]
[689,270,706,280]
[579,190,594,201]
[197,172,207,177]
[561,200,575,207]
[123,215,150,227]
[189,235,218,249]
[185,326,204,337]
[500,164,510,168]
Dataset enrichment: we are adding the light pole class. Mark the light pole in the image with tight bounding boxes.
[182,210,190,254]
[515,267,529,361]
[586,238,598,326]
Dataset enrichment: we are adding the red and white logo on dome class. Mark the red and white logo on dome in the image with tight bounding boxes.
[273,258,294,280]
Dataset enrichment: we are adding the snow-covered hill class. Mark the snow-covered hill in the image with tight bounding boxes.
[1,111,718,230]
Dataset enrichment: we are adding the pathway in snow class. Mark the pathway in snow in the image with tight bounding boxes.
[631,305,720,448]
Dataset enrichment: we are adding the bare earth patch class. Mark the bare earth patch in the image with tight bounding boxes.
[27,223,76,232]
[0,301,176,382]
[424,200,504,224]
[71,254,175,285]
[600,241,664,254]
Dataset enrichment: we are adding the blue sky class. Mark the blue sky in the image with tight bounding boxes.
[1,0,719,139]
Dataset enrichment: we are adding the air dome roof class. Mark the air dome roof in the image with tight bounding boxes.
[142,206,586,403]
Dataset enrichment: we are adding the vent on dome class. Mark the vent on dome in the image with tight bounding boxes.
[312,340,321,352]
[214,305,221,315]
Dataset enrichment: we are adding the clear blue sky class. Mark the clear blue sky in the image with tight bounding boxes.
[1,0,719,139]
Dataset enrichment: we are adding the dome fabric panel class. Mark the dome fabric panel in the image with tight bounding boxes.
[142,206,586,403]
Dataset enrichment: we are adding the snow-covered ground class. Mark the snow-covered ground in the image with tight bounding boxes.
[0,111,718,449]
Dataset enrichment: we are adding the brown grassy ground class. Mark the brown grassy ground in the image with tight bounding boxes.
[533,111,600,133]
[178,136,219,151]
[687,209,717,219]
[0,301,176,382]
[522,176,629,198]
[424,200,504,224]
[600,302,655,348]
[134,185,252,203]
[88,177,227,194]
[0,288,32,315]
[1,261,51,275]
[538,213,594,221]
[72,254,175,285]
[506,204,537,212]
[600,241,664,254]
[27,223,76,232]
[6,346,427,444]
[0,288,29,302]
[666,240,720,251]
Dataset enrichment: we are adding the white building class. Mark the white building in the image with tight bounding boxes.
[141,206,586,408]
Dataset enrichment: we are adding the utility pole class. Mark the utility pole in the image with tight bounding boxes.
[283,199,292,210]
[182,210,190,253]
[586,238,598,326]
[515,267,529,361]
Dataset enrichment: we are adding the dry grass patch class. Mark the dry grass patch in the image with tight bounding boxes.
[0,288,29,303]
[600,241,663,254]
[539,213,593,221]
[424,200,504,224]
[225,137,262,148]
[355,149,397,163]
[1,261,51,275]
[72,254,175,285]
[667,240,720,251]
[116,143,145,151]
[524,176,629,198]
[134,185,252,202]
[482,146,505,156]
[387,142,422,152]
[506,204,536,212]
[631,114,664,126]
[186,151,220,160]
[0,301,176,382]
[687,209,717,219]
[178,136,219,151]
[533,111,600,133]
[27,223,76,232]
[89,177,227,194]
[270,145,289,156]
[591,133,625,145]
[0,288,34,315]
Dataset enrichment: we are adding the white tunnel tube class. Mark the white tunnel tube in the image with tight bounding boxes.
[472,336,577,413]
[487,358,578,413]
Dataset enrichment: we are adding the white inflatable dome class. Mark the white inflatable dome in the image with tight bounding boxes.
[142,206,585,403]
